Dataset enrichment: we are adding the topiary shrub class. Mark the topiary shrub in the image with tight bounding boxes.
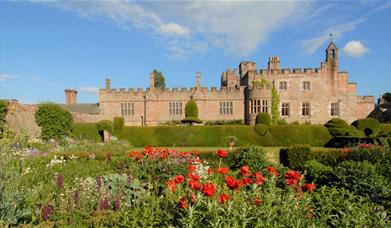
[181,100,202,125]
[113,117,124,132]
[96,120,114,133]
[351,118,380,137]
[35,103,73,141]
[72,123,101,141]
[325,118,363,137]
[255,112,271,125]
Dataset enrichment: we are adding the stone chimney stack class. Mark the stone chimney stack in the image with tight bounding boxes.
[268,56,280,70]
[105,79,111,90]
[149,72,155,88]
[64,89,77,105]
[196,72,201,88]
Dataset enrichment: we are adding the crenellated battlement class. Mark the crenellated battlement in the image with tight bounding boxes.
[258,67,319,76]
[357,96,374,103]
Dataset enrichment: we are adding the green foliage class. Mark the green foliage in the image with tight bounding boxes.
[113,117,124,132]
[72,123,101,141]
[382,92,391,102]
[0,100,8,137]
[116,125,330,147]
[96,120,114,133]
[182,100,201,125]
[227,145,269,170]
[251,75,271,88]
[271,84,280,125]
[256,112,271,125]
[324,118,363,137]
[378,124,391,137]
[204,119,244,125]
[351,118,380,137]
[153,69,166,90]
[280,145,344,169]
[35,103,73,141]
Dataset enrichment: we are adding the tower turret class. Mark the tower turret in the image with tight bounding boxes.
[268,56,280,70]
[325,42,338,74]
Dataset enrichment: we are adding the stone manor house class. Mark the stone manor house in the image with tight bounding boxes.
[64,42,374,126]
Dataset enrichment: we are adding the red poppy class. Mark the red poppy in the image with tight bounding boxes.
[167,179,176,192]
[342,148,350,154]
[129,150,139,158]
[225,176,239,190]
[254,197,262,206]
[208,168,213,175]
[302,183,316,192]
[188,165,197,172]
[179,197,187,209]
[217,149,228,158]
[174,175,185,184]
[201,182,216,197]
[240,166,251,177]
[253,172,266,185]
[187,173,201,181]
[188,180,201,190]
[218,194,230,204]
[242,177,251,185]
[285,170,301,186]
[217,167,229,174]
[266,166,279,176]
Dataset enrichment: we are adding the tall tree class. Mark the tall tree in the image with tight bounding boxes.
[382,92,391,103]
[271,83,280,125]
[153,69,166,90]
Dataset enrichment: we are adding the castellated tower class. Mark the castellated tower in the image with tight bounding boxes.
[239,61,257,86]
[268,56,280,70]
[325,42,338,79]
[64,89,77,105]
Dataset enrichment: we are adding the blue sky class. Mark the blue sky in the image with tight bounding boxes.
[1,1,390,104]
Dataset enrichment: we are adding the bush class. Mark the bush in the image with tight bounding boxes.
[269,125,331,146]
[377,124,391,137]
[256,112,271,125]
[113,117,124,132]
[204,120,243,125]
[352,118,380,137]
[72,123,101,141]
[325,118,363,137]
[227,145,269,170]
[35,103,73,141]
[0,100,8,137]
[280,145,344,169]
[182,100,202,125]
[96,120,114,133]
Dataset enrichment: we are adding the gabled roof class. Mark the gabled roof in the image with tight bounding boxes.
[60,103,100,114]
[327,42,338,50]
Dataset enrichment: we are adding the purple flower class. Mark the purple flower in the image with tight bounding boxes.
[42,204,53,221]
[100,196,109,210]
[57,174,63,190]
[114,197,121,211]
[96,176,102,191]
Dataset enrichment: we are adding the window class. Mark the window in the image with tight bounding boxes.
[281,103,290,117]
[121,102,134,116]
[220,101,233,115]
[261,99,270,113]
[302,81,310,90]
[279,81,287,91]
[249,100,260,114]
[169,102,183,115]
[302,103,310,116]
[331,102,339,116]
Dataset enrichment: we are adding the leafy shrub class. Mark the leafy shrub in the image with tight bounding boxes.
[227,145,268,170]
[377,124,391,137]
[324,118,363,137]
[280,145,344,169]
[181,100,202,125]
[256,112,271,125]
[204,119,244,125]
[303,160,335,185]
[351,118,380,137]
[113,117,124,132]
[97,120,114,133]
[35,103,73,141]
[269,125,331,146]
[72,123,101,141]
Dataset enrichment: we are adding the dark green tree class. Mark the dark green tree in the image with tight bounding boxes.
[153,69,166,90]
[35,103,73,141]
[181,100,202,125]
[382,92,391,102]
[271,83,280,125]
[0,100,8,136]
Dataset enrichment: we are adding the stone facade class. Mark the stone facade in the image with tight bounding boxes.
[98,42,374,126]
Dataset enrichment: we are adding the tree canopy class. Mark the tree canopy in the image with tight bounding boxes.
[153,69,166,90]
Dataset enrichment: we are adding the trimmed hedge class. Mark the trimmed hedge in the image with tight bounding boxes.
[351,118,380,137]
[280,145,344,169]
[115,125,331,147]
[256,113,271,125]
[97,120,114,133]
[113,117,124,132]
[378,124,391,137]
[324,118,363,137]
[72,123,101,141]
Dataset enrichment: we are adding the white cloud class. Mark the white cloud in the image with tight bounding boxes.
[300,19,364,54]
[0,73,20,81]
[158,23,190,37]
[79,87,99,95]
[342,40,370,57]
